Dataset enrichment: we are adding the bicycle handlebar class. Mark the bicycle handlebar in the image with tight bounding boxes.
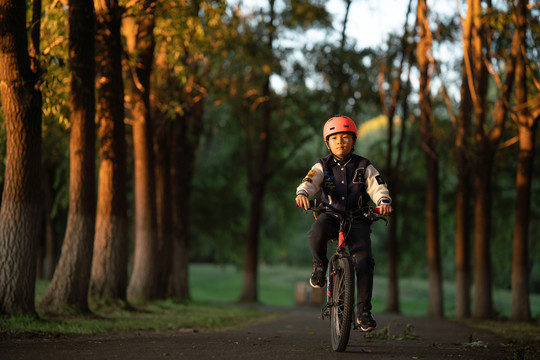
[308,199,387,222]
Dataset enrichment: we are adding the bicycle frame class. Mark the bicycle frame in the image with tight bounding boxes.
[323,220,349,318]
[307,199,386,352]
[309,200,386,321]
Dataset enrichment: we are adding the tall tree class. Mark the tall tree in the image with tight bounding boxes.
[378,0,414,314]
[238,0,276,302]
[30,0,46,280]
[330,0,352,115]
[0,0,42,316]
[236,0,329,302]
[90,0,129,304]
[125,0,159,301]
[510,0,537,322]
[40,0,96,313]
[416,0,443,317]
[454,0,474,319]
[469,0,516,319]
[152,0,222,299]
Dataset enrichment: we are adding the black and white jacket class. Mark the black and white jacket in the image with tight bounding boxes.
[296,153,391,212]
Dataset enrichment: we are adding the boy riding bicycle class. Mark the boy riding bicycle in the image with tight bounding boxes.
[295,115,392,332]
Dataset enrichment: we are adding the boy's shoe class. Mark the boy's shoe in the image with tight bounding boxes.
[309,262,326,288]
[357,311,376,332]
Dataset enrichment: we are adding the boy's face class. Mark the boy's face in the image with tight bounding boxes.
[326,132,356,159]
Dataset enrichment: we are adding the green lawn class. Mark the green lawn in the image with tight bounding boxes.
[9,263,535,337]
[189,263,540,319]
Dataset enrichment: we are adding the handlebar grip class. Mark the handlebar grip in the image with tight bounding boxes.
[372,207,381,214]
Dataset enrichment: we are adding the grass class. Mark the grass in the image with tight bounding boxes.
[190,263,540,319]
[2,263,539,340]
[0,299,279,336]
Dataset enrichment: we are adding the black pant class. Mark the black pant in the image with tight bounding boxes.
[308,213,374,312]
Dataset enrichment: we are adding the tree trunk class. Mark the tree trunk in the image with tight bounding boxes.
[154,119,173,299]
[42,164,56,279]
[472,156,493,319]
[90,0,129,303]
[169,107,203,299]
[416,0,443,317]
[510,0,534,322]
[126,0,159,301]
[239,76,271,303]
[470,0,516,319]
[381,0,413,314]
[170,148,190,299]
[469,0,493,320]
[331,0,351,115]
[40,0,95,313]
[0,0,42,316]
[454,1,473,319]
[238,0,275,303]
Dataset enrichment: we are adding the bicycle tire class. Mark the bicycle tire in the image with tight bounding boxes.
[329,256,354,352]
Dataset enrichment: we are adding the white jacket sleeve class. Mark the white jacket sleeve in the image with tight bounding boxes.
[365,164,392,205]
[296,162,324,198]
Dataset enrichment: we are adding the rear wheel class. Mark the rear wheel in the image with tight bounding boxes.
[329,256,354,352]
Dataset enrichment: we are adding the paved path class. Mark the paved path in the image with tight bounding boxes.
[0,306,520,359]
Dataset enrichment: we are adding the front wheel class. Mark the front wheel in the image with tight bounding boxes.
[329,256,354,352]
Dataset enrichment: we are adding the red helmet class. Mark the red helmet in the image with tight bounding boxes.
[323,116,357,141]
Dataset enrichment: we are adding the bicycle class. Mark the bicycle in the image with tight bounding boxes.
[308,199,387,352]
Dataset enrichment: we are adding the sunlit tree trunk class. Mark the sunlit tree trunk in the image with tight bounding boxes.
[90,0,129,303]
[454,0,473,319]
[510,0,534,322]
[126,0,159,301]
[0,0,42,316]
[416,0,443,317]
[469,0,493,319]
[470,0,516,319]
[40,0,96,313]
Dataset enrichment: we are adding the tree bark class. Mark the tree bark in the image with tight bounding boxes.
[154,117,173,299]
[380,0,413,314]
[469,0,493,320]
[454,0,473,319]
[40,0,95,313]
[416,0,443,318]
[470,0,516,319]
[331,0,351,115]
[42,164,56,279]
[90,0,129,303]
[510,0,534,322]
[169,106,203,299]
[30,0,46,281]
[0,0,42,316]
[126,0,159,301]
[238,0,275,303]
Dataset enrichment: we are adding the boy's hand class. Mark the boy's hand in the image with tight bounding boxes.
[295,194,310,210]
[378,204,392,216]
